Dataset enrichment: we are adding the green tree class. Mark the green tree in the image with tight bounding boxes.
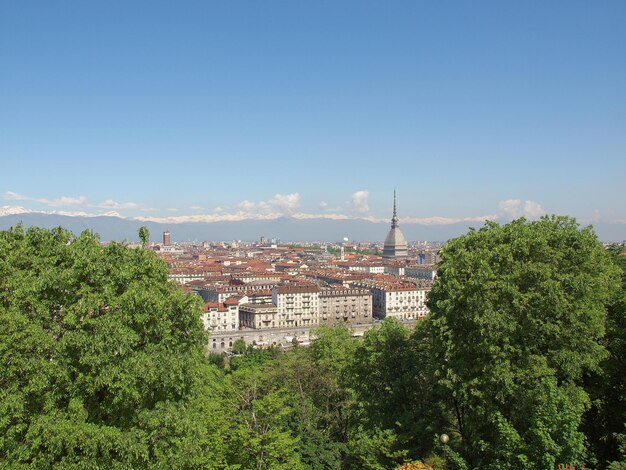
[138,225,150,248]
[309,324,358,445]
[267,342,345,468]
[224,367,304,469]
[582,244,626,467]
[351,319,444,462]
[232,337,247,355]
[0,225,227,467]
[426,216,620,468]
[229,348,275,371]
[262,325,373,468]
[207,352,226,369]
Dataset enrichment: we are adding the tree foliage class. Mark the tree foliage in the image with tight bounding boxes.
[351,318,445,462]
[582,244,626,467]
[138,225,150,248]
[231,338,247,355]
[426,216,621,468]
[2,222,623,468]
[0,225,225,467]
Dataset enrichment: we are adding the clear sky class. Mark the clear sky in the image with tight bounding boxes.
[1,1,625,229]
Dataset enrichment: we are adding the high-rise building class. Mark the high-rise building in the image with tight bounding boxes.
[163,229,171,246]
[382,191,408,259]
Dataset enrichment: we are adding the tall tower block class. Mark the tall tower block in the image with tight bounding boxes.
[382,190,408,259]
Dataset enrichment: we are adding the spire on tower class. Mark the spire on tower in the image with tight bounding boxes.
[382,189,408,259]
[391,189,399,228]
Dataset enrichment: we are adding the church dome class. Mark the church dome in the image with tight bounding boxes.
[384,227,407,248]
[382,191,408,259]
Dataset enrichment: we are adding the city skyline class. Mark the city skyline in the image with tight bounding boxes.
[1,1,625,232]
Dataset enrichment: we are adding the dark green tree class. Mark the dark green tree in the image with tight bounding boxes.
[426,216,620,468]
[207,352,226,369]
[309,324,358,446]
[231,337,247,355]
[582,244,626,467]
[0,225,227,467]
[138,225,150,248]
[351,318,444,462]
[224,367,305,469]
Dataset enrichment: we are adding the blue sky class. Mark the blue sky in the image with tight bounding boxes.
[1,1,625,229]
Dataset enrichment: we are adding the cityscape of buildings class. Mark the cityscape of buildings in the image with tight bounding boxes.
[154,194,442,351]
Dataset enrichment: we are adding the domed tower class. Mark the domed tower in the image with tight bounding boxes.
[382,190,408,259]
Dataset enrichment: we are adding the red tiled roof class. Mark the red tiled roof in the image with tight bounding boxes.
[274,284,320,294]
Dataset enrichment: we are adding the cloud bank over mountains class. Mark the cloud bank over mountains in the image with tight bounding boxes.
[4,190,502,225]
[2,190,623,242]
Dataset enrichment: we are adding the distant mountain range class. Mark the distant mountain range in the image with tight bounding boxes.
[0,212,623,243]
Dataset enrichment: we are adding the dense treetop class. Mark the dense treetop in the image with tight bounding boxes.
[1,220,624,469]
[427,217,622,468]
[0,225,224,468]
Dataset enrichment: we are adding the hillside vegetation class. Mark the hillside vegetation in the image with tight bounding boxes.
[1,218,624,469]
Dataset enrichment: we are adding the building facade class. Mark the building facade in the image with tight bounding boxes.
[319,287,373,325]
[272,285,320,328]
[201,300,239,332]
[239,303,279,329]
[371,283,430,320]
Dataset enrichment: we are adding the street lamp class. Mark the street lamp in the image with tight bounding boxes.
[440,434,450,469]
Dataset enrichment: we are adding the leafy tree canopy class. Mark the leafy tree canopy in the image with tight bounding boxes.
[0,225,226,467]
[427,216,621,468]
[138,225,150,248]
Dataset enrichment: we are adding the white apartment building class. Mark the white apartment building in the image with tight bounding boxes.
[404,266,437,281]
[345,263,386,274]
[272,285,320,328]
[169,270,205,284]
[201,299,239,332]
[203,283,277,303]
[371,283,430,320]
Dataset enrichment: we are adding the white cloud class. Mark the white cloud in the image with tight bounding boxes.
[0,191,554,229]
[97,211,123,217]
[0,205,33,216]
[269,193,300,214]
[4,191,30,201]
[0,204,122,218]
[236,200,258,212]
[3,191,155,216]
[522,200,545,219]
[4,191,87,206]
[97,199,140,209]
[498,199,546,220]
[578,209,602,225]
[350,191,370,214]
[498,199,521,219]
[3,191,140,210]
[234,193,300,217]
[131,211,500,225]
[52,196,88,206]
[402,215,498,225]
[133,211,351,224]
